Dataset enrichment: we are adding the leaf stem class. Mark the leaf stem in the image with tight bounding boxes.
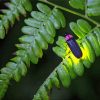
[39,0,100,26]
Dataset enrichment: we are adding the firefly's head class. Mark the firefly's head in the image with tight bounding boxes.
[65,34,73,41]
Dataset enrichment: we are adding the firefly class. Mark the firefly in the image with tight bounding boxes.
[65,34,82,58]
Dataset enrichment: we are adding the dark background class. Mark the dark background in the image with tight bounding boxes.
[0,0,100,100]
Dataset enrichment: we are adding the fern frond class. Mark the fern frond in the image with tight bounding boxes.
[0,3,66,99]
[69,0,100,16]
[0,0,32,39]
[33,19,100,100]
[69,0,85,10]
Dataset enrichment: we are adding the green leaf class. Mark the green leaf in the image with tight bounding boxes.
[11,57,27,76]
[15,50,30,67]
[21,26,38,35]
[5,62,21,81]
[70,22,85,38]
[34,94,41,100]
[16,43,39,64]
[39,86,49,100]
[45,20,56,37]
[31,11,48,21]
[0,16,9,33]
[31,40,43,58]
[81,46,92,68]
[24,18,42,28]
[86,7,100,16]
[45,78,52,90]
[87,0,100,16]
[87,33,100,56]
[82,38,95,63]
[87,0,100,7]
[1,9,15,26]
[22,0,32,12]
[49,14,61,29]
[5,3,20,20]
[50,72,60,88]
[77,19,91,33]
[53,46,66,58]
[19,35,34,43]
[93,28,100,46]
[39,25,54,44]
[57,64,71,87]
[1,67,13,78]
[37,3,51,15]
[63,58,76,79]
[70,53,84,76]
[52,8,66,28]
[56,36,67,50]
[34,32,48,50]
[69,0,85,10]
[0,21,5,39]
[13,68,21,82]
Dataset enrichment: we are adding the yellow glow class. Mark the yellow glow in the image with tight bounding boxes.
[65,44,70,54]
[64,44,89,63]
[64,56,72,66]
[81,47,88,60]
[70,53,80,64]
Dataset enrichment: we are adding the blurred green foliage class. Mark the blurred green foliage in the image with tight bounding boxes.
[0,0,100,100]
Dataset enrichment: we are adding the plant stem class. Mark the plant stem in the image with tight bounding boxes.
[39,0,100,26]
